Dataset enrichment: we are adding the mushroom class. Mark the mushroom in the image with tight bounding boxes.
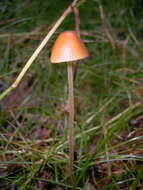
[50,31,89,184]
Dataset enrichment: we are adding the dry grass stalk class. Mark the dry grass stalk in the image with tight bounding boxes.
[0,0,80,101]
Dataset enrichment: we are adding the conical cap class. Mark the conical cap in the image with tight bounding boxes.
[50,31,89,63]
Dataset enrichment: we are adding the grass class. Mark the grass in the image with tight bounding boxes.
[1,0,143,189]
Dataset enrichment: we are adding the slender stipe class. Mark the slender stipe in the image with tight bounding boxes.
[67,63,75,184]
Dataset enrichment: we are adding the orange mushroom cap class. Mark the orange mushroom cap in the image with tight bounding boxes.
[50,31,89,63]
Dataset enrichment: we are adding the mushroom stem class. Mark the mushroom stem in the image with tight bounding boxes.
[67,62,75,184]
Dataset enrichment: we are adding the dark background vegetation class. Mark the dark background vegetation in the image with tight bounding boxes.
[1,0,143,189]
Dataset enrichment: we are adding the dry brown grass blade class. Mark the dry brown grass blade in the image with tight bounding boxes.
[97,0,115,49]
[73,7,81,83]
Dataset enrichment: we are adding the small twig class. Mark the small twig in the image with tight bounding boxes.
[0,0,80,101]
[73,6,80,36]
[73,7,81,84]
[73,6,81,82]
[97,0,115,48]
